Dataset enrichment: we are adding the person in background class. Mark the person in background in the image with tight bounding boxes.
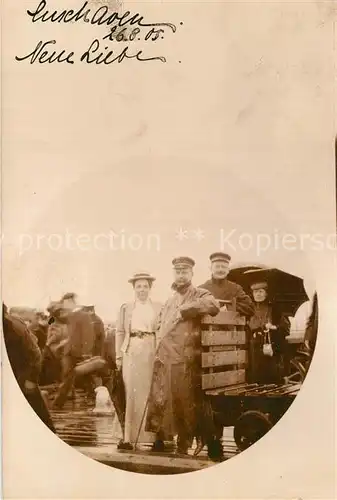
[304,291,318,355]
[81,305,108,390]
[145,257,220,455]
[113,272,162,450]
[51,293,96,409]
[248,281,290,384]
[82,305,105,357]
[2,303,55,433]
[196,252,255,460]
[29,311,49,351]
[39,302,69,385]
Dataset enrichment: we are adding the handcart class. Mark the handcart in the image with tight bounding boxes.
[201,301,304,451]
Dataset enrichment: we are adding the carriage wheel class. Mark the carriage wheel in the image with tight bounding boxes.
[234,411,273,451]
[286,358,307,384]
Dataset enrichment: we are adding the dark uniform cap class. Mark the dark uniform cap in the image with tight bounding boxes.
[210,252,231,263]
[172,256,195,269]
[250,281,268,291]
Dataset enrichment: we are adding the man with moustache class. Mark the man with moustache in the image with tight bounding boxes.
[196,252,255,460]
[199,253,255,317]
[145,257,220,455]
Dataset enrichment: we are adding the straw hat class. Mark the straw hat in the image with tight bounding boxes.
[128,271,156,284]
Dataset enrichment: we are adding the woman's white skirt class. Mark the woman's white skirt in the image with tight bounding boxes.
[112,335,156,445]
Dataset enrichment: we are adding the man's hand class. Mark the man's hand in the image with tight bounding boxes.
[116,359,122,371]
[265,322,277,331]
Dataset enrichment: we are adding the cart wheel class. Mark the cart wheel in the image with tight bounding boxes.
[234,411,273,451]
[287,358,306,383]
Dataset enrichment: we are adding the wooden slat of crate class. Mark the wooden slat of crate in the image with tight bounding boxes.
[202,369,246,390]
[202,349,247,368]
[202,330,246,346]
[202,310,246,326]
[207,345,240,352]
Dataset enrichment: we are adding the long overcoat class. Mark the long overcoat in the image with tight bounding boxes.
[145,284,219,439]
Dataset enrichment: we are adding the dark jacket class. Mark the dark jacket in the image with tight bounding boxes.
[248,301,290,384]
[91,313,105,357]
[64,309,95,358]
[29,321,48,351]
[199,277,255,317]
[249,301,290,352]
[3,312,42,390]
[102,329,116,367]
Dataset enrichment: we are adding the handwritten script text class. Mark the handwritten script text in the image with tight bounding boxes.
[15,0,180,65]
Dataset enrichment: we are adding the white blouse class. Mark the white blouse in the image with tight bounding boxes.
[130,300,155,332]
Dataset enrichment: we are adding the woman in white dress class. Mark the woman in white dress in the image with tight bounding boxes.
[113,272,162,450]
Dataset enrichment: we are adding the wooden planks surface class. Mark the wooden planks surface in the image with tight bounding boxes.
[46,389,239,474]
[73,447,213,474]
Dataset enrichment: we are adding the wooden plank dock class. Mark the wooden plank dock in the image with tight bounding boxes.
[47,389,239,474]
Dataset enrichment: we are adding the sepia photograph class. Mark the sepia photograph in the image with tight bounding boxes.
[2,160,323,475]
[1,0,335,497]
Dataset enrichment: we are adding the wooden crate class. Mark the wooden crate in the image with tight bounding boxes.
[201,300,247,391]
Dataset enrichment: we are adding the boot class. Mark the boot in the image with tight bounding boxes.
[207,438,224,462]
[117,440,133,451]
[193,436,205,456]
[176,435,189,455]
[151,439,165,452]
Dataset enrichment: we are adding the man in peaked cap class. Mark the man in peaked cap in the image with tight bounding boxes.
[196,252,255,460]
[199,252,255,316]
[145,257,220,455]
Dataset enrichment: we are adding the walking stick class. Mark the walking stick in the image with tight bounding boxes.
[133,341,165,450]
[134,320,180,451]
[133,394,150,451]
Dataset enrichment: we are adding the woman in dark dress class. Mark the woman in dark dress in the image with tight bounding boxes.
[248,282,290,384]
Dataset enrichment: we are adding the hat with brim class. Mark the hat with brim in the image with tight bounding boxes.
[172,256,195,269]
[210,252,231,263]
[47,301,63,314]
[250,281,268,291]
[61,292,77,302]
[128,272,156,284]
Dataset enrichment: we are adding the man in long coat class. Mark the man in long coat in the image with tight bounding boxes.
[145,257,220,454]
[197,252,255,459]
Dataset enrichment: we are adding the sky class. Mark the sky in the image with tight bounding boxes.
[2,0,335,320]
